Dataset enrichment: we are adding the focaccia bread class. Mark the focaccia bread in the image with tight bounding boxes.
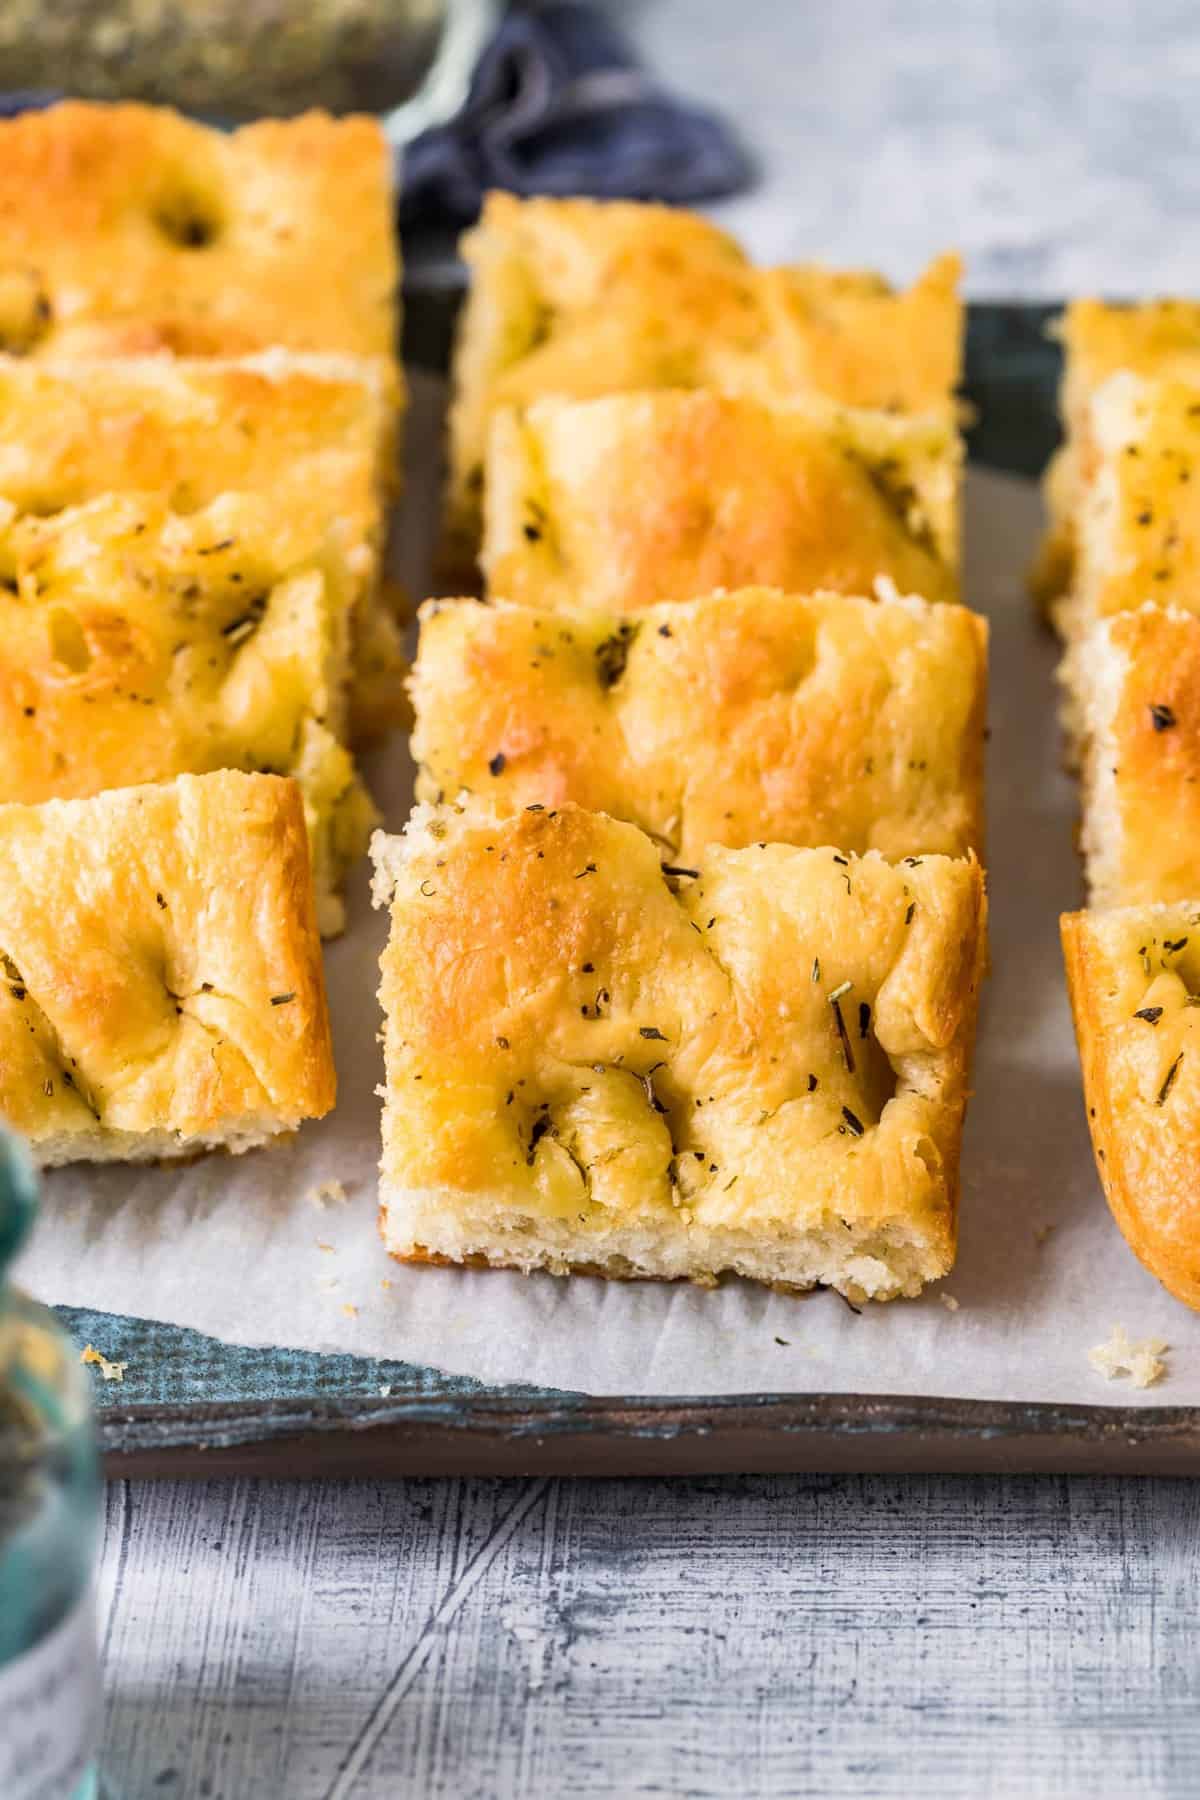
[481,390,961,612]
[1070,606,1200,905]
[0,489,375,935]
[372,803,986,1302]
[0,771,335,1164]
[0,351,404,738]
[444,189,962,566]
[1036,305,1200,608]
[411,589,987,862]
[0,102,397,358]
[1062,902,1200,1309]
[1057,373,1200,646]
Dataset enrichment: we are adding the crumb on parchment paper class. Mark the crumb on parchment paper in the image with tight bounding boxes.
[81,1344,127,1382]
[940,1293,960,1312]
[307,1178,349,1209]
[1088,1323,1169,1389]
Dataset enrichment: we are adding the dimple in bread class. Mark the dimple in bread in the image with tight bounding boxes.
[0,102,398,358]
[0,351,404,739]
[481,389,961,612]
[1069,605,1200,906]
[0,771,335,1165]
[410,589,987,863]
[0,489,375,935]
[1062,903,1200,1309]
[371,803,987,1303]
[444,190,962,566]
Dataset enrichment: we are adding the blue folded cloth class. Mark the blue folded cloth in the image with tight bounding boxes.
[399,3,753,229]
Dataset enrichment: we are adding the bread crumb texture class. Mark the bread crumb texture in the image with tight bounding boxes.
[1088,1323,1168,1388]
[81,1343,127,1382]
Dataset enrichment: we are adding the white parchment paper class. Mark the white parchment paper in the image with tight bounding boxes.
[15,377,1199,1403]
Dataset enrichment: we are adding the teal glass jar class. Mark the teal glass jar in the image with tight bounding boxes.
[0,1131,102,1800]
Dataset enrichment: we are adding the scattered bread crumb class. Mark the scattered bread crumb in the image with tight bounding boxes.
[307,1179,348,1209]
[81,1344,128,1383]
[940,1293,960,1312]
[1034,1224,1055,1248]
[380,1278,393,1290]
[1088,1323,1168,1389]
[342,1303,359,1319]
[316,1241,336,1253]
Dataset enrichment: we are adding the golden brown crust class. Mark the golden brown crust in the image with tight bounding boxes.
[0,489,375,933]
[1066,374,1200,636]
[443,191,961,564]
[1062,904,1200,1309]
[1040,305,1200,611]
[481,390,960,612]
[0,103,398,358]
[0,351,404,739]
[1063,301,1200,412]
[0,352,397,523]
[1075,607,1200,905]
[0,771,335,1158]
[411,590,987,862]
[754,255,962,413]
[372,804,986,1299]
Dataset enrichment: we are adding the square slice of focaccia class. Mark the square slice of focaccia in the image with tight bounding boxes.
[410,589,987,863]
[0,352,404,740]
[443,189,961,568]
[1070,606,1200,906]
[1063,902,1200,1309]
[0,772,334,1164]
[0,102,398,358]
[1037,305,1200,609]
[371,804,986,1303]
[480,389,961,611]
[0,490,375,935]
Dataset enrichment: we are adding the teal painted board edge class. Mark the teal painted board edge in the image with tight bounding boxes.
[58,301,1085,1467]
[56,1307,543,1409]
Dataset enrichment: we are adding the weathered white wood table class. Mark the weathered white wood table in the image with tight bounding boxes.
[97,3,1200,1794]
[99,1474,1200,1797]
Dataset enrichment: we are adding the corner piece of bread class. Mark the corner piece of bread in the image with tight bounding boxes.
[481,389,961,612]
[371,803,987,1303]
[0,771,335,1164]
[410,588,987,862]
[1062,902,1200,1309]
[0,102,398,359]
[1068,604,1200,905]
